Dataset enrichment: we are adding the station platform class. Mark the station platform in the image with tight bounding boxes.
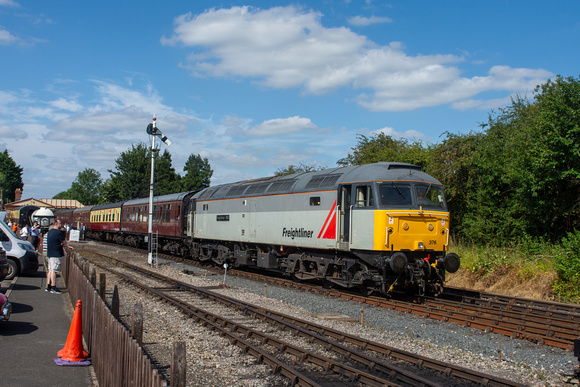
[1,264,96,386]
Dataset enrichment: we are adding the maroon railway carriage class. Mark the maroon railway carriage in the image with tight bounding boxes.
[55,208,75,226]
[56,206,93,229]
[74,206,92,229]
[121,192,195,254]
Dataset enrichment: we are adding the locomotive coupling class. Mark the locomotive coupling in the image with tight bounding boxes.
[439,252,460,273]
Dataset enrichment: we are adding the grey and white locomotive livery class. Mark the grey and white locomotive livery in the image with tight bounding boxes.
[185,162,460,296]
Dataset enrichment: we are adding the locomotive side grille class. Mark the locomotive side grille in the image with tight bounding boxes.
[226,186,247,197]
[267,180,296,193]
[245,183,270,195]
[198,189,216,199]
[210,186,231,198]
[305,174,341,189]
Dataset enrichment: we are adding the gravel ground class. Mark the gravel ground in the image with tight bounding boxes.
[78,242,580,386]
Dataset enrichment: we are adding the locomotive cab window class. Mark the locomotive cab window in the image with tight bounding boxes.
[309,197,321,206]
[379,183,412,207]
[354,185,374,208]
[415,184,446,209]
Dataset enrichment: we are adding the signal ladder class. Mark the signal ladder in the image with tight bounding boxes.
[151,232,159,267]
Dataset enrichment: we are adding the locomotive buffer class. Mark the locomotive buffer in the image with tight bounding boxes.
[146,116,171,265]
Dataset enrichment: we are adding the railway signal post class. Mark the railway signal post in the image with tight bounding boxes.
[146,116,172,265]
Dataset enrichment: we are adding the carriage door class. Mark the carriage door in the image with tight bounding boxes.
[339,185,351,249]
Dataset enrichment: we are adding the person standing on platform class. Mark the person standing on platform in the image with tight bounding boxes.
[20,223,29,240]
[46,219,66,294]
[30,221,41,250]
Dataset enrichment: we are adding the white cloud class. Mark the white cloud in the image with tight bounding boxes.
[247,116,317,137]
[0,0,18,7]
[348,15,392,27]
[369,126,425,140]
[0,28,17,45]
[163,6,553,112]
[0,124,27,139]
[49,98,83,112]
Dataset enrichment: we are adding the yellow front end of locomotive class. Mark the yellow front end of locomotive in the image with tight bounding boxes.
[373,209,450,252]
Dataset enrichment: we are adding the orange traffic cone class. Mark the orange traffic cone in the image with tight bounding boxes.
[57,300,89,362]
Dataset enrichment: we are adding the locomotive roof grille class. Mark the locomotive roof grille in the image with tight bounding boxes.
[198,189,216,199]
[305,174,342,189]
[245,183,270,195]
[225,185,247,197]
[267,180,296,193]
[210,186,230,198]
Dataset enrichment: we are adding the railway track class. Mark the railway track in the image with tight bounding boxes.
[442,286,580,320]
[83,240,580,352]
[77,245,526,387]
[231,270,580,351]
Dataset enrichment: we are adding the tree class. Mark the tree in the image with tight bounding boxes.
[0,150,24,203]
[105,143,182,202]
[155,150,182,195]
[428,131,484,239]
[181,154,213,191]
[275,162,326,176]
[106,143,150,202]
[69,168,104,205]
[337,133,430,168]
[432,75,580,244]
[53,189,74,200]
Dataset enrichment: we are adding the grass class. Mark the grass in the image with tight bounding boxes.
[446,238,580,304]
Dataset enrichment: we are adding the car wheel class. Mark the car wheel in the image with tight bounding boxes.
[5,259,18,281]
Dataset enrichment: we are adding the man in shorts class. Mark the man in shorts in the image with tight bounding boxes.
[46,219,67,294]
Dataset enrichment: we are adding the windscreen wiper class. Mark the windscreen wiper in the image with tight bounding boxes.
[391,182,405,199]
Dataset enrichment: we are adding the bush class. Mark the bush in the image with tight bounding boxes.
[553,230,580,302]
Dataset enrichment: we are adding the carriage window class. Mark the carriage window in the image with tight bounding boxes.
[309,197,321,206]
[164,204,171,223]
[152,205,159,222]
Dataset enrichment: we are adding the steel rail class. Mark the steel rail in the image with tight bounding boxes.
[443,286,580,320]
[421,298,580,339]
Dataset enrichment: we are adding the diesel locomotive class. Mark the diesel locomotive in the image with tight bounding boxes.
[57,162,460,296]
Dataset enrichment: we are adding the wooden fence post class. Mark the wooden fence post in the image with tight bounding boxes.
[132,302,143,346]
[99,273,106,300]
[171,341,186,387]
[112,285,119,319]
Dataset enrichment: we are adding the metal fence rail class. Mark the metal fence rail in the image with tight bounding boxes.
[62,248,167,387]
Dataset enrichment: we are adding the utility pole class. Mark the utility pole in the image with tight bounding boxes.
[146,116,172,265]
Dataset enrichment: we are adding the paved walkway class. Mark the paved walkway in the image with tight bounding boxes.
[1,265,96,386]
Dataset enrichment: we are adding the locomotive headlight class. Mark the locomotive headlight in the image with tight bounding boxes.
[428,224,434,231]
[417,242,424,249]
[402,223,409,231]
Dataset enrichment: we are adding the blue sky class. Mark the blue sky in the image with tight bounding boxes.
[1,1,578,201]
